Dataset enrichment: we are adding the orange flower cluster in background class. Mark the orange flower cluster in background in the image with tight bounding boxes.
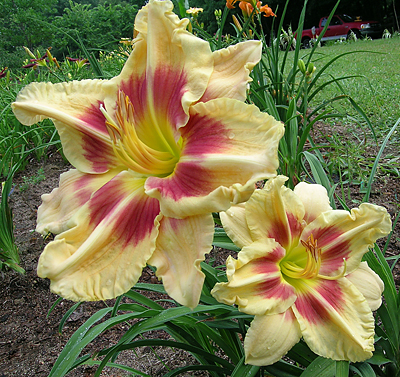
[226,0,275,17]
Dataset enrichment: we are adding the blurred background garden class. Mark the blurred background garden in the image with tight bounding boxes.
[1,0,399,69]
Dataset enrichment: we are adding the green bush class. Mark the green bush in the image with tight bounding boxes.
[52,1,139,58]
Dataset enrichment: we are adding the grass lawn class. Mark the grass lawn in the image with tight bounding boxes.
[300,38,400,138]
[283,38,400,183]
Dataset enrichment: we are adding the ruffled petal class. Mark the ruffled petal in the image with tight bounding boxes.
[293,182,332,223]
[244,309,302,366]
[346,261,384,311]
[292,278,375,362]
[148,213,214,309]
[200,41,262,102]
[145,98,284,218]
[302,203,392,276]
[36,167,123,235]
[37,171,161,301]
[220,203,253,249]
[211,239,296,316]
[245,176,306,249]
[112,0,213,133]
[12,80,119,173]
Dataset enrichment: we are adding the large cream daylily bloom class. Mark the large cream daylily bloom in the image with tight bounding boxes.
[212,176,391,364]
[12,0,284,308]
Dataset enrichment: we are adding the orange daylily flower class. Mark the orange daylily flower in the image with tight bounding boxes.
[238,1,276,19]
[228,0,257,10]
[239,1,254,18]
[226,0,239,9]
[259,2,276,17]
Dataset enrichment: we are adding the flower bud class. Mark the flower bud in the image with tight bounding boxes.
[306,62,316,77]
[23,47,36,59]
[46,49,54,61]
[297,59,306,74]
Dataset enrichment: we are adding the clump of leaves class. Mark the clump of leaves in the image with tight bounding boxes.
[0,166,24,274]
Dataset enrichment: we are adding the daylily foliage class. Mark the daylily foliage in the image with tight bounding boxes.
[12,0,284,308]
[212,176,392,365]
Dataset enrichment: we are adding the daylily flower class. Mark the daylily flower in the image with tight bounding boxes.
[212,176,391,364]
[227,0,257,10]
[186,7,204,31]
[259,3,276,17]
[186,7,203,17]
[12,0,284,308]
[239,1,255,19]
[226,0,240,9]
[238,1,275,20]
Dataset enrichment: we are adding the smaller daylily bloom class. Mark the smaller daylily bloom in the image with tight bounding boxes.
[238,1,274,20]
[186,7,203,16]
[239,1,255,19]
[259,3,276,17]
[227,0,257,10]
[212,176,391,365]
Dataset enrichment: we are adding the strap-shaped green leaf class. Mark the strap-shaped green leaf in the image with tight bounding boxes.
[299,356,335,377]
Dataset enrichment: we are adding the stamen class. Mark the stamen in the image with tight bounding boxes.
[100,92,180,177]
[281,234,321,279]
[280,233,347,281]
[299,234,321,279]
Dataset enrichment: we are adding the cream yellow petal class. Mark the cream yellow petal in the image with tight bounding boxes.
[36,167,123,235]
[220,203,253,249]
[37,171,160,301]
[302,203,392,277]
[346,261,384,311]
[244,310,302,366]
[293,182,332,223]
[245,176,306,249]
[148,213,214,309]
[12,79,108,128]
[145,98,284,218]
[113,0,213,124]
[292,278,375,362]
[12,80,120,173]
[211,239,296,316]
[200,41,262,102]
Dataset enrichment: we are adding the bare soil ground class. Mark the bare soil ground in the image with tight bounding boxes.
[0,127,399,376]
